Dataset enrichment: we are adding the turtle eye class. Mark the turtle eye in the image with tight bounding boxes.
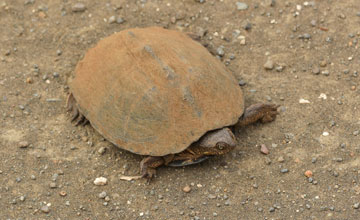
[217,145,224,150]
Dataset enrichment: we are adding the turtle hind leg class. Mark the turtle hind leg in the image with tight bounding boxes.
[66,93,89,126]
[237,103,279,127]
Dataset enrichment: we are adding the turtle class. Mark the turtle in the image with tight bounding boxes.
[67,26,279,179]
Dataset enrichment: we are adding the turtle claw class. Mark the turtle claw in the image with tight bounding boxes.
[141,168,157,183]
[67,93,89,126]
[80,118,89,126]
[75,114,85,126]
[70,108,79,122]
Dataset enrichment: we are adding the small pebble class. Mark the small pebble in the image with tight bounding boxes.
[183,185,191,193]
[304,170,313,178]
[26,77,33,83]
[321,70,329,76]
[319,60,327,67]
[94,177,108,186]
[280,169,289,173]
[236,2,248,10]
[19,141,29,148]
[265,157,272,165]
[238,80,246,86]
[41,205,50,213]
[335,158,343,162]
[299,98,310,104]
[353,203,360,209]
[49,182,57,188]
[318,93,327,100]
[208,194,216,199]
[108,16,116,24]
[264,60,274,70]
[312,67,320,75]
[59,191,67,197]
[238,36,246,45]
[99,191,107,199]
[216,46,225,57]
[264,0,276,7]
[98,147,107,155]
[260,144,269,155]
[243,22,252,31]
[277,156,285,162]
[310,20,317,27]
[72,3,86,12]
[116,17,125,24]
[275,65,284,72]
[303,33,311,39]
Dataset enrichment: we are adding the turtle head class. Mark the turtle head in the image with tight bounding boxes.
[196,127,237,155]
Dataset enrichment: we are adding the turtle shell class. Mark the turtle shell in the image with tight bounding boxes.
[70,26,244,156]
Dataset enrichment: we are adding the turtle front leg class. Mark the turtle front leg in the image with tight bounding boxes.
[237,103,279,127]
[140,155,175,180]
[140,156,164,180]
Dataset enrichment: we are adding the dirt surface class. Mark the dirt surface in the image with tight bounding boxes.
[1,0,359,219]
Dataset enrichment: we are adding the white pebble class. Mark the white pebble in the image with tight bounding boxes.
[318,93,327,100]
[322,131,329,136]
[238,35,246,45]
[94,177,108,186]
[299,98,310,104]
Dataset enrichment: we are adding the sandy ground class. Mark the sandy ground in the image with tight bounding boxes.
[1,0,360,219]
